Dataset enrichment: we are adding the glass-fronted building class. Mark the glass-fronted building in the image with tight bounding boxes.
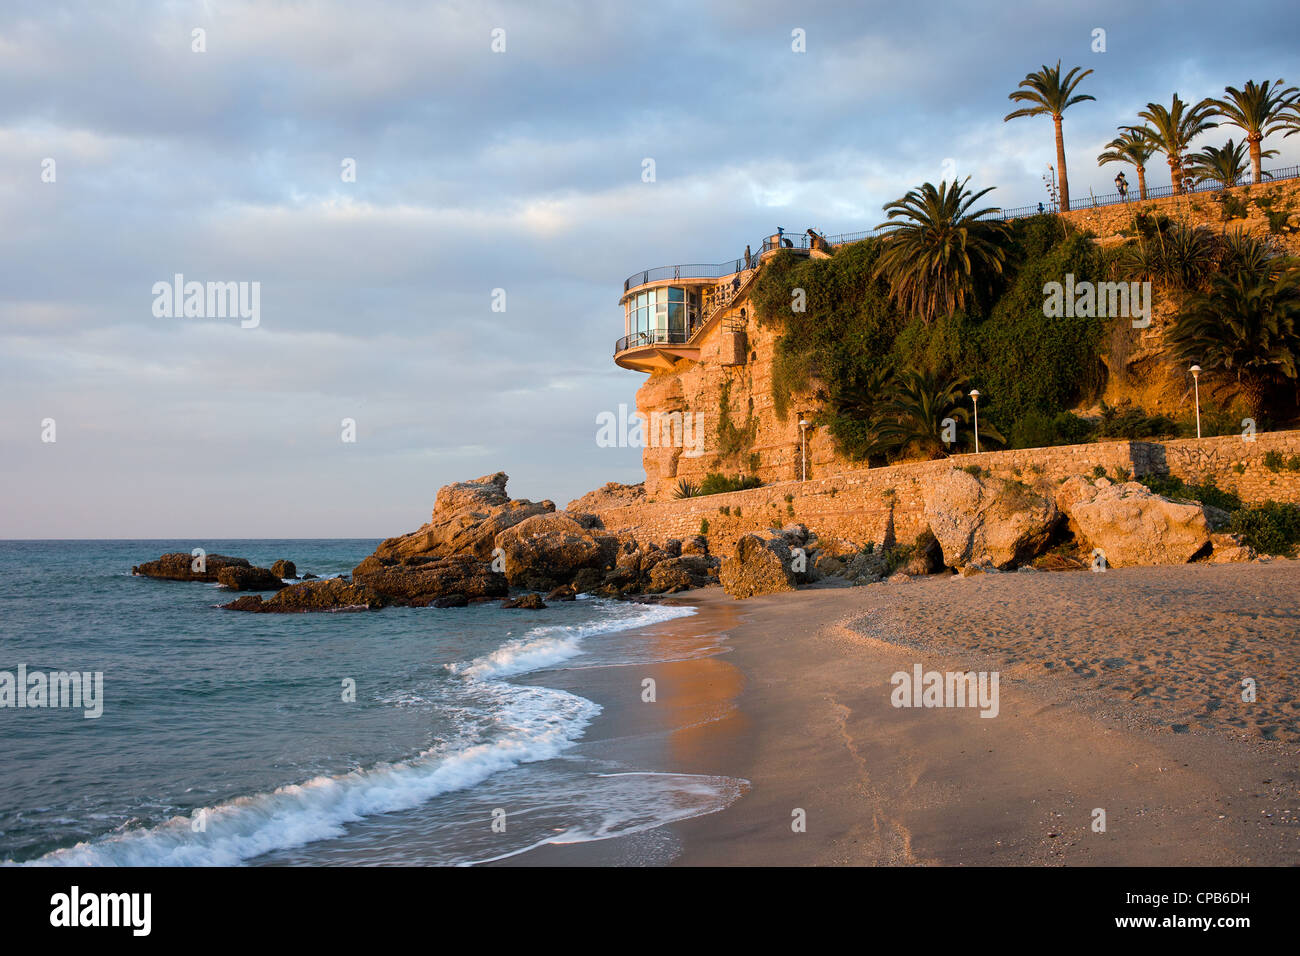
[624,286,701,341]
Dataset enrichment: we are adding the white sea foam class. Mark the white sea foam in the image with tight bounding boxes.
[18,599,694,867]
[451,600,696,680]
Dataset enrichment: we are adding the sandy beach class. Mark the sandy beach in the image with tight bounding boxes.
[511,560,1300,866]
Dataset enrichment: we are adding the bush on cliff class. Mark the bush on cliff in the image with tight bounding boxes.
[1227,501,1300,555]
[750,216,1107,458]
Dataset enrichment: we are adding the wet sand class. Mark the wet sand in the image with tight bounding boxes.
[508,560,1300,865]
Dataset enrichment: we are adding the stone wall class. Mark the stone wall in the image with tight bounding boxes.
[1059,176,1300,251]
[588,430,1300,554]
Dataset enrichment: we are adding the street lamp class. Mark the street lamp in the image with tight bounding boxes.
[969,390,980,454]
[799,419,810,481]
[1190,365,1202,439]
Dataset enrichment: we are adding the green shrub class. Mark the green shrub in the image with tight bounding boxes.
[699,518,709,536]
[1097,401,1177,439]
[1264,450,1285,472]
[1092,465,1107,479]
[699,473,762,496]
[672,479,699,499]
[1228,502,1300,555]
[1139,474,1243,512]
[1288,455,1300,472]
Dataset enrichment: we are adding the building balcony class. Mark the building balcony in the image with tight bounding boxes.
[613,327,700,372]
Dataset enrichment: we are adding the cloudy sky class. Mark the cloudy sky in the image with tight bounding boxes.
[3,0,1298,538]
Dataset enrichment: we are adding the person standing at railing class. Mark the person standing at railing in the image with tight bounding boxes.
[744,245,752,270]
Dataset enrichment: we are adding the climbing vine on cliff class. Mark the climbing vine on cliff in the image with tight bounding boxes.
[750,216,1107,457]
[714,375,759,467]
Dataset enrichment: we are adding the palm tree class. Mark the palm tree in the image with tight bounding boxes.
[870,370,1010,459]
[873,178,1009,325]
[1098,128,1157,199]
[1136,94,1219,194]
[875,370,974,459]
[1004,61,1095,212]
[1187,138,1273,189]
[1209,79,1298,185]
[1169,269,1300,418]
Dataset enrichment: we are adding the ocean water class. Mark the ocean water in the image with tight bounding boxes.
[0,540,742,866]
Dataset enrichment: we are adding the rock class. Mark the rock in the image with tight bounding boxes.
[216,565,288,591]
[647,555,715,593]
[353,555,507,607]
[223,578,382,613]
[888,571,911,583]
[719,534,799,599]
[270,559,297,578]
[571,567,605,594]
[545,584,578,601]
[662,538,683,558]
[814,553,846,577]
[1207,532,1257,564]
[132,552,250,583]
[363,472,554,566]
[923,469,1059,570]
[843,550,888,584]
[565,481,646,514]
[1031,552,1087,572]
[432,593,469,608]
[681,535,710,556]
[301,572,319,580]
[493,512,618,590]
[1055,477,1212,567]
[502,593,547,609]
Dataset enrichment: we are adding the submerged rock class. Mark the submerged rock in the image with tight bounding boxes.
[132,552,251,583]
[216,565,288,591]
[222,578,382,613]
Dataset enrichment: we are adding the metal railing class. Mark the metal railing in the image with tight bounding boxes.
[614,327,693,355]
[619,162,1300,279]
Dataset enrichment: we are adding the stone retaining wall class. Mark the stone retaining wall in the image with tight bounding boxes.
[587,430,1300,553]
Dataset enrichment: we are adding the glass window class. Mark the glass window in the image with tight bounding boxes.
[668,287,683,302]
[668,302,684,334]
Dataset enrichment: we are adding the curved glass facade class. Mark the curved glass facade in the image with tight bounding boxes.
[624,286,700,341]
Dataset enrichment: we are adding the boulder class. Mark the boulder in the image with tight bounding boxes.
[222,578,382,613]
[719,534,800,599]
[132,552,250,583]
[1055,477,1212,567]
[681,535,710,556]
[843,550,888,584]
[1207,532,1257,564]
[545,584,578,601]
[270,559,297,578]
[503,593,547,609]
[565,481,646,514]
[362,472,554,566]
[432,593,469,608]
[647,555,716,593]
[494,512,618,590]
[216,565,288,591]
[353,555,507,607]
[923,469,1059,570]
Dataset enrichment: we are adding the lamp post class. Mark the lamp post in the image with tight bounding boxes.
[799,419,810,481]
[1190,365,1202,439]
[969,390,980,454]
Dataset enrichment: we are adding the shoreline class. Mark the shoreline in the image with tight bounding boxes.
[504,562,1299,865]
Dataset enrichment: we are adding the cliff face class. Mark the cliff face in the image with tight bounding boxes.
[629,176,1300,500]
[636,311,838,499]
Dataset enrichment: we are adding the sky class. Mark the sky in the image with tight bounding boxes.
[3,0,1299,538]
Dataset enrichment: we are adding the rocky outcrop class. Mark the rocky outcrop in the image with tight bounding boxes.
[719,534,801,599]
[365,472,553,565]
[647,554,717,593]
[1207,531,1257,564]
[217,565,288,591]
[132,552,250,582]
[270,559,297,578]
[502,593,547,609]
[1055,477,1212,567]
[566,481,646,514]
[352,556,507,607]
[222,578,382,613]
[493,512,618,590]
[923,469,1059,570]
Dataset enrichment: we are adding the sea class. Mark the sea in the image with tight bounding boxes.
[0,540,744,866]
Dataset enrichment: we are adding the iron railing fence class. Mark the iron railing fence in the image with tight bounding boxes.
[614,327,692,355]
[620,162,1300,288]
